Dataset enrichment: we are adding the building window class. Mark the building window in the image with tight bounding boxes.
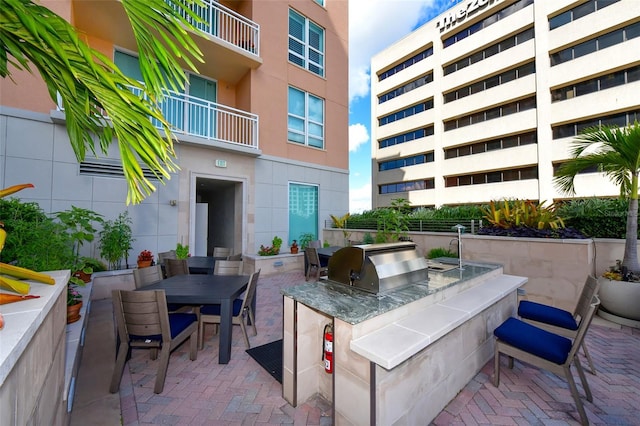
[551,110,640,139]
[379,99,434,126]
[550,20,640,66]
[378,126,434,149]
[289,9,325,77]
[549,0,620,30]
[442,0,534,48]
[378,47,434,81]
[552,65,640,102]
[378,72,433,104]
[289,183,319,244]
[444,167,538,187]
[444,97,536,131]
[379,179,434,194]
[313,0,325,6]
[444,132,537,159]
[288,86,325,148]
[444,62,535,103]
[443,28,533,76]
[378,152,434,171]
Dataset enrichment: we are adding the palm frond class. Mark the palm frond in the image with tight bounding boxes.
[1,0,205,203]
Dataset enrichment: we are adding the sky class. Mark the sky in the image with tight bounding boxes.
[347,0,459,213]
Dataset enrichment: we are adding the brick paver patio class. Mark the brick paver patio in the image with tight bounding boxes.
[116,271,640,425]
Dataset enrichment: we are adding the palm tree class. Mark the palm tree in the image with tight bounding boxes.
[0,0,204,204]
[554,121,640,274]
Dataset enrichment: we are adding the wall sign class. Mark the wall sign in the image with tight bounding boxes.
[436,0,502,32]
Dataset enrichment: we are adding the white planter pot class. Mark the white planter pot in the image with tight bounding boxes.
[598,277,640,321]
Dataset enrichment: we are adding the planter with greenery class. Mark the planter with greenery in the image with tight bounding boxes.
[554,121,640,323]
[258,236,282,256]
[98,211,134,270]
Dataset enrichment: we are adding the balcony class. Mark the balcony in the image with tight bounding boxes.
[73,0,262,84]
[56,86,259,151]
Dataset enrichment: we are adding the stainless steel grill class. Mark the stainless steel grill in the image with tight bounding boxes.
[327,242,429,294]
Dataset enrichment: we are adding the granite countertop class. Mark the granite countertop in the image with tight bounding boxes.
[282,261,501,324]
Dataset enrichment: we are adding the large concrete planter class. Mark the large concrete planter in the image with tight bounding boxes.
[598,277,640,324]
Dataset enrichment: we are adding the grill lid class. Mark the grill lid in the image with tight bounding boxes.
[327,242,429,294]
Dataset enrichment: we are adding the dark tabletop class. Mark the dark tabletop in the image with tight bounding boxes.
[141,273,249,304]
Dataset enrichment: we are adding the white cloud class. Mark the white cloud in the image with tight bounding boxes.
[349,182,372,213]
[349,123,369,152]
[348,0,439,103]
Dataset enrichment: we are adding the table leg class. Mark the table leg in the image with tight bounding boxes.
[218,298,232,364]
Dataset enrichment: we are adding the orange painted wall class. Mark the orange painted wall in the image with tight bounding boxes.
[249,1,349,169]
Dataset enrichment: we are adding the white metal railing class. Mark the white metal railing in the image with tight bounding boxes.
[56,87,259,149]
[172,0,260,56]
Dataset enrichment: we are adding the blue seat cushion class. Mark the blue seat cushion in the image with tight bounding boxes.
[130,312,197,342]
[518,300,578,330]
[200,299,244,316]
[494,317,572,365]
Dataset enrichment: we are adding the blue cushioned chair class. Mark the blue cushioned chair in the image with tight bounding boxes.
[493,294,600,426]
[110,289,198,394]
[198,269,261,350]
[518,275,600,375]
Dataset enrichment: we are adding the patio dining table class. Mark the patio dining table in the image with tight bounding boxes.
[139,273,250,364]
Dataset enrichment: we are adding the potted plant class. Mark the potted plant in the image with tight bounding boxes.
[298,233,315,250]
[175,243,190,259]
[66,277,84,324]
[55,206,103,281]
[554,121,640,322]
[290,240,299,254]
[137,250,154,268]
[98,211,134,270]
[258,236,282,256]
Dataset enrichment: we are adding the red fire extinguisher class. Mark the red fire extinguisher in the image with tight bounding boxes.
[323,323,333,373]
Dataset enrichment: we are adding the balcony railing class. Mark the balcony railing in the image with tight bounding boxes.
[172,0,260,56]
[57,86,259,150]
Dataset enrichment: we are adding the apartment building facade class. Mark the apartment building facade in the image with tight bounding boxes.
[371,0,640,208]
[0,0,349,259]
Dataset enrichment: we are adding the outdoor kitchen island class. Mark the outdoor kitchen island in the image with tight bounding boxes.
[282,244,527,425]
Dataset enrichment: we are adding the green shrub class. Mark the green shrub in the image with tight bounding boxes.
[427,248,458,259]
[0,198,75,271]
[557,198,628,238]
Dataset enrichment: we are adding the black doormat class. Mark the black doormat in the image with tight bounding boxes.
[246,339,283,384]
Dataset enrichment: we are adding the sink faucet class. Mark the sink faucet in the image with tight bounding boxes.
[452,224,466,270]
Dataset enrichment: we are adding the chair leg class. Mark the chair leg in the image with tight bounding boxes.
[581,341,597,375]
[248,309,257,336]
[240,321,250,349]
[198,320,205,350]
[493,344,501,387]
[574,356,592,402]
[564,364,589,425]
[154,345,171,394]
[508,356,514,369]
[150,348,158,360]
[189,330,198,361]
[109,342,130,393]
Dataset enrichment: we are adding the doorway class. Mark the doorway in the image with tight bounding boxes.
[192,176,244,256]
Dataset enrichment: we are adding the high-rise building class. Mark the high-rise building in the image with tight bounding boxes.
[371,0,640,208]
[0,0,349,256]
